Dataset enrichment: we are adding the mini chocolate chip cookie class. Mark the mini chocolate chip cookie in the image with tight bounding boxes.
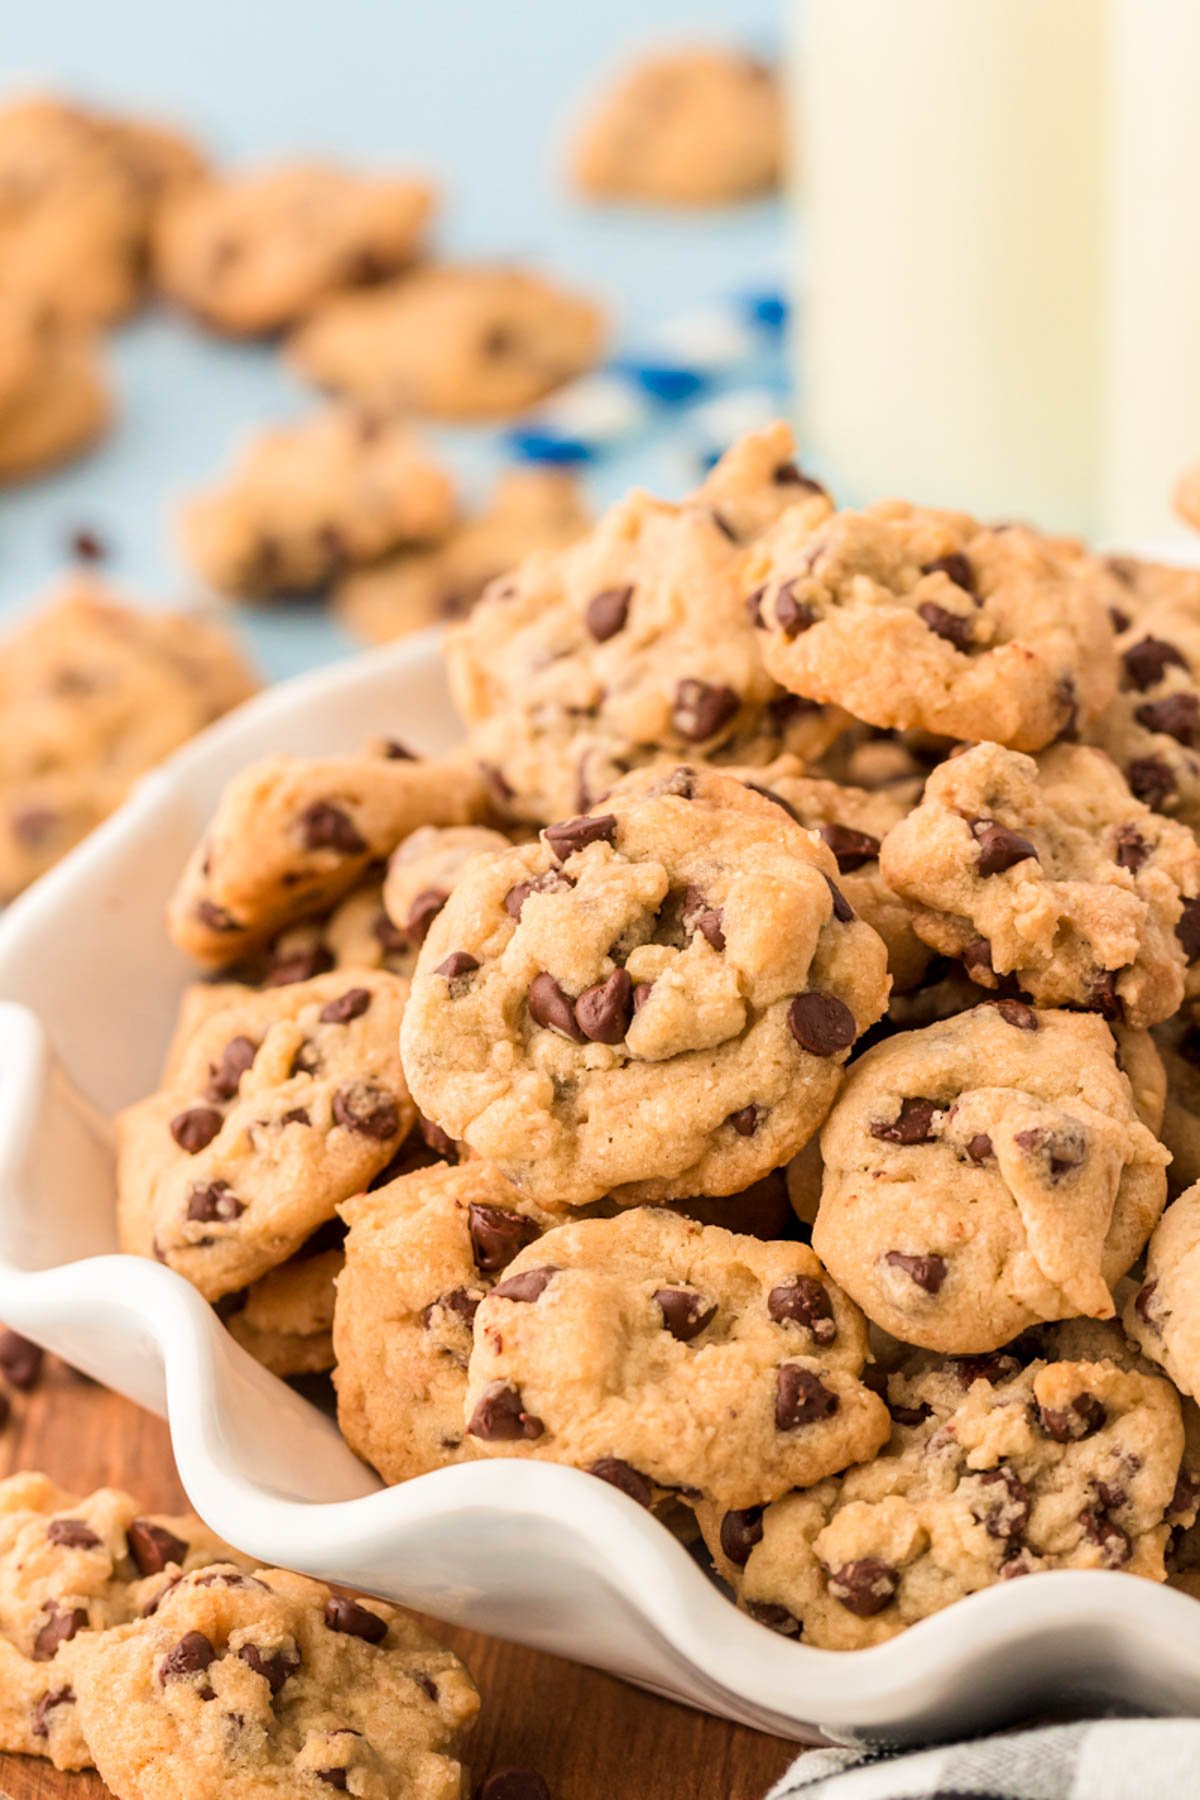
[166,745,485,967]
[117,968,414,1299]
[701,1354,1185,1647]
[447,424,847,824]
[0,1471,244,1772]
[1125,1183,1200,1405]
[334,1159,565,1484]
[748,500,1118,751]
[879,741,1200,1027]
[290,263,606,420]
[813,1005,1169,1352]
[180,408,456,599]
[401,766,889,1207]
[570,46,783,206]
[335,467,592,644]
[153,160,434,336]
[70,1563,478,1800]
[464,1208,889,1509]
[0,295,110,485]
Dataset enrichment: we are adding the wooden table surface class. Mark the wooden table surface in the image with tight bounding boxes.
[0,1357,797,1800]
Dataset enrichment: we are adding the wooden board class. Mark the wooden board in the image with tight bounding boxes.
[0,1359,797,1799]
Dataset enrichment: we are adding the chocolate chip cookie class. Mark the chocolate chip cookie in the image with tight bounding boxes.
[701,1353,1187,1647]
[335,467,591,644]
[400,765,889,1207]
[0,295,110,484]
[334,1158,565,1483]
[879,741,1200,1027]
[464,1207,888,1509]
[447,423,847,824]
[748,501,1118,751]
[570,47,783,205]
[290,262,606,420]
[0,1471,242,1772]
[813,1005,1169,1352]
[180,408,456,598]
[70,1563,479,1800]
[153,160,434,336]
[1125,1184,1200,1405]
[166,745,485,967]
[117,968,414,1299]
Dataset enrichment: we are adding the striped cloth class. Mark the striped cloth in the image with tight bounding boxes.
[768,1719,1200,1800]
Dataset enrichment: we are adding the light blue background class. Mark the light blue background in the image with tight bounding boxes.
[1,0,784,680]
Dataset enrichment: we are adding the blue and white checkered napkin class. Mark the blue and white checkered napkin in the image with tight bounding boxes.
[768,1718,1200,1800]
[502,283,789,472]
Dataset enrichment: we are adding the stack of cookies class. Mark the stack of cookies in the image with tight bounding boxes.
[119,420,1200,1651]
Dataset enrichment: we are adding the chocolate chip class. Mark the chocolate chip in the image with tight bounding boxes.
[961,937,994,980]
[653,1287,716,1342]
[1113,825,1149,873]
[728,1105,760,1137]
[265,945,334,986]
[917,601,972,649]
[823,875,855,922]
[773,462,826,495]
[884,1250,947,1294]
[1038,1392,1106,1441]
[406,888,448,943]
[973,821,1039,877]
[69,526,106,561]
[890,1401,932,1427]
[633,981,654,1012]
[672,679,739,741]
[788,992,857,1056]
[373,909,408,953]
[991,998,1039,1031]
[681,885,725,951]
[324,1595,388,1643]
[290,1040,320,1078]
[206,1035,257,1102]
[826,1557,899,1617]
[31,1685,73,1739]
[492,1265,559,1303]
[474,1772,553,1800]
[317,1771,349,1791]
[0,1390,10,1431]
[1123,637,1189,691]
[951,1353,1021,1388]
[298,801,366,853]
[775,1364,839,1429]
[436,951,480,981]
[746,1600,802,1637]
[238,1642,300,1695]
[33,1602,88,1661]
[544,814,617,861]
[46,1519,100,1549]
[719,1506,765,1567]
[1134,1278,1160,1332]
[195,899,240,934]
[418,1114,457,1160]
[870,1097,938,1145]
[775,581,816,637]
[504,871,571,917]
[1013,1124,1086,1182]
[380,738,418,760]
[921,552,975,593]
[1177,898,1200,961]
[970,1466,1030,1540]
[169,1107,223,1154]
[528,972,586,1042]
[1128,755,1176,809]
[422,1288,480,1331]
[575,969,634,1043]
[11,805,58,847]
[127,1519,188,1576]
[818,823,881,872]
[589,1459,653,1507]
[159,1630,215,1684]
[585,585,633,641]
[466,1382,544,1441]
[319,987,372,1024]
[1170,1467,1200,1518]
[966,1133,994,1163]
[745,585,766,627]
[331,1084,400,1139]
[1136,693,1200,746]
[1081,1509,1131,1566]
[186,1181,245,1224]
[767,1276,836,1344]
[468,1204,540,1274]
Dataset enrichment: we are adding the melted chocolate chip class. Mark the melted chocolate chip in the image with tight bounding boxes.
[767,1276,836,1343]
[775,1364,839,1429]
[575,968,634,1044]
[466,1382,544,1441]
[468,1204,540,1274]
[827,1557,899,1617]
[788,992,857,1057]
[544,814,617,861]
[588,1459,653,1507]
[719,1506,765,1567]
[585,585,633,641]
[239,1641,301,1695]
[298,801,366,854]
[127,1519,188,1577]
[491,1265,559,1304]
[170,1107,223,1154]
[319,987,372,1024]
[528,972,586,1042]
[324,1595,388,1643]
[884,1250,947,1294]
[818,823,881,872]
[158,1630,216,1684]
[653,1287,716,1342]
[331,1084,401,1139]
[870,1097,938,1145]
[672,679,739,741]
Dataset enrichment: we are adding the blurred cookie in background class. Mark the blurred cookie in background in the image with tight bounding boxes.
[0,579,257,899]
[290,263,606,419]
[154,160,435,337]
[570,45,783,206]
[0,293,111,484]
[335,466,591,643]
[179,406,456,599]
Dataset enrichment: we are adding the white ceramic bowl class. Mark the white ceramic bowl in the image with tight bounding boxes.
[3,631,1200,1747]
